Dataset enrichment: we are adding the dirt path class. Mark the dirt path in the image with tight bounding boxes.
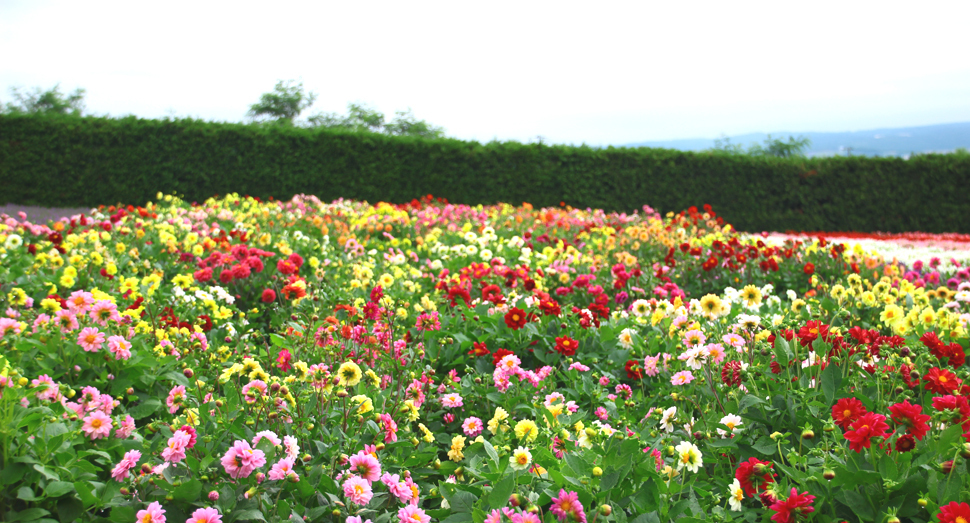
[0,204,93,224]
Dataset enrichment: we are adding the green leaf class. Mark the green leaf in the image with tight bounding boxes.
[773,336,791,368]
[32,464,59,481]
[482,440,500,470]
[173,479,202,502]
[449,491,478,513]
[600,462,632,492]
[234,509,268,521]
[820,363,842,405]
[629,513,661,523]
[9,508,51,522]
[127,398,162,419]
[44,481,75,498]
[488,474,515,510]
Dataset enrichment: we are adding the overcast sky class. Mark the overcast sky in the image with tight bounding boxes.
[2,0,969,146]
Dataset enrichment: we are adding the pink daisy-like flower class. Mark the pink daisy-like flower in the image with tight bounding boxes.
[349,451,382,483]
[166,385,187,414]
[54,309,79,333]
[107,335,131,360]
[441,393,463,408]
[135,501,166,523]
[268,457,299,481]
[705,343,727,364]
[342,475,373,506]
[379,413,398,443]
[186,507,222,523]
[115,414,136,439]
[671,370,695,386]
[89,300,121,326]
[252,430,282,447]
[221,440,266,479]
[76,327,105,352]
[110,450,141,481]
[161,430,191,463]
[550,489,587,523]
[462,417,484,437]
[283,435,299,459]
[81,410,113,440]
[397,505,431,523]
[66,290,95,314]
[31,374,60,401]
[569,362,590,372]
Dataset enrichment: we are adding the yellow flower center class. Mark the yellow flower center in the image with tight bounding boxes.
[90,418,102,428]
[517,454,529,465]
[940,376,948,383]
[843,409,852,418]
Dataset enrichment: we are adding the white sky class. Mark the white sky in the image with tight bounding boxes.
[2,0,969,146]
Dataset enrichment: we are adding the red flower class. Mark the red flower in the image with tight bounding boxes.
[370,285,384,304]
[624,359,643,380]
[894,434,916,453]
[937,502,970,523]
[468,342,490,357]
[735,457,775,496]
[924,367,961,395]
[931,395,970,431]
[261,288,277,303]
[796,321,829,348]
[504,307,528,330]
[276,259,299,275]
[481,284,505,305]
[832,397,866,429]
[555,336,578,357]
[843,412,890,453]
[803,262,815,275]
[768,487,816,523]
[921,331,946,355]
[492,348,513,366]
[888,399,931,440]
[721,360,743,387]
[538,299,561,317]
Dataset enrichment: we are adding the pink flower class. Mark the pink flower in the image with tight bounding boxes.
[107,335,132,360]
[598,376,610,386]
[161,430,191,463]
[186,507,222,523]
[441,393,463,408]
[76,327,105,352]
[66,290,95,313]
[221,440,266,479]
[397,505,430,523]
[81,411,113,440]
[268,457,299,481]
[166,385,187,414]
[252,430,282,447]
[671,370,694,386]
[379,413,398,443]
[136,501,166,523]
[595,407,609,421]
[54,309,79,333]
[346,517,374,523]
[342,475,373,506]
[349,452,382,483]
[110,450,141,481]
[550,489,587,523]
[462,417,484,437]
[381,473,414,503]
[89,300,121,326]
[569,362,590,372]
[31,374,60,401]
[283,435,299,459]
[115,414,136,439]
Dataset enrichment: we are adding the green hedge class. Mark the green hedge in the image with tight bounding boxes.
[2,114,969,232]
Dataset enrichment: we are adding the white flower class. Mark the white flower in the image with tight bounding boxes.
[617,328,635,349]
[674,441,703,473]
[717,414,743,437]
[727,478,744,511]
[659,406,677,433]
[3,234,23,250]
[510,447,532,471]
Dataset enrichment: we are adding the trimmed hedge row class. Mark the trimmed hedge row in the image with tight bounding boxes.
[2,114,969,232]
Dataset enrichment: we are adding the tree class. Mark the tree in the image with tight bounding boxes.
[247,80,316,125]
[307,103,444,138]
[383,109,444,139]
[709,135,746,155]
[747,134,812,158]
[3,84,86,115]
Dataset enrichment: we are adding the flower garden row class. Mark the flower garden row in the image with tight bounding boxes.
[1,194,969,523]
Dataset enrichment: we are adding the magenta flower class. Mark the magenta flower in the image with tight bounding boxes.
[136,501,166,523]
[221,440,266,479]
[349,452,382,483]
[462,417,484,437]
[671,370,695,386]
[397,505,430,523]
[550,489,587,522]
[166,385,187,414]
[107,335,131,360]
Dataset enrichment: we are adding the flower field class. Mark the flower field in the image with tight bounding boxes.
[1,194,969,523]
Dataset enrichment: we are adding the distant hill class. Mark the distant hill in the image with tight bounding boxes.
[623,122,970,157]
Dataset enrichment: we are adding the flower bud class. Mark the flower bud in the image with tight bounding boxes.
[941,460,954,474]
[183,368,194,378]
[509,493,524,507]
[823,470,835,480]
[599,505,612,516]
[801,429,815,440]
[592,466,603,477]
[208,491,219,501]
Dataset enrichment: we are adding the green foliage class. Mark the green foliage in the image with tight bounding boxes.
[2,84,86,116]
[308,103,444,138]
[1,113,969,233]
[246,80,317,125]
[709,134,812,158]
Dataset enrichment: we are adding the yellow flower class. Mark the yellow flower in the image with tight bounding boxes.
[447,435,466,462]
[741,285,762,307]
[514,419,539,443]
[419,423,435,443]
[880,304,904,326]
[351,395,373,414]
[337,361,362,387]
[40,298,62,313]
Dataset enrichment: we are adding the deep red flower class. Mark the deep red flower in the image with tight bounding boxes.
[832,397,866,429]
[721,360,743,387]
[768,487,815,523]
[370,285,384,304]
[735,457,775,496]
[796,321,829,348]
[936,502,970,523]
[538,299,561,317]
[931,395,970,431]
[276,259,299,275]
[843,412,890,452]
[492,348,514,366]
[468,342,490,357]
[261,288,277,303]
[888,399,932,440]
[624,359,643,380]
[803,262,815,275]
[921,331,946,355]
[924,367,962,395]
[555,336,578,357]
[504,307,528,330]
[895,434,916,453]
